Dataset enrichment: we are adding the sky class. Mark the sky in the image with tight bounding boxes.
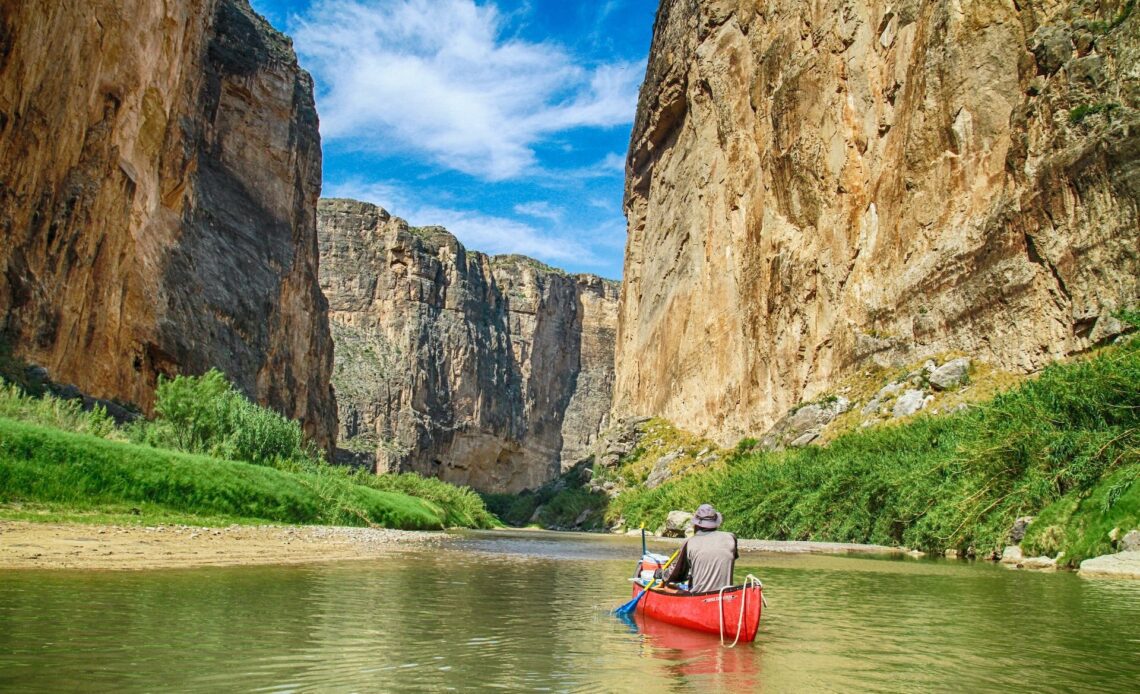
[249,0,660,279]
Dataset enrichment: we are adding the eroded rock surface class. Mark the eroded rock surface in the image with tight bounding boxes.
[616,0,1140,445]
[0,0,336,447]
[318,198,619,492]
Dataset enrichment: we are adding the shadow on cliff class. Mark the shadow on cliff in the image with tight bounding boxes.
[480,458,611,530]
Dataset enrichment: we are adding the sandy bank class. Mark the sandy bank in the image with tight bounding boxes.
[0,521,451,570]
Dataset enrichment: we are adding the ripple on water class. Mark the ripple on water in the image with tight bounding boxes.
[1,533,1138,692]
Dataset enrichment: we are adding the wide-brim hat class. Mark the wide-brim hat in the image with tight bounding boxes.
[692,503,723,529]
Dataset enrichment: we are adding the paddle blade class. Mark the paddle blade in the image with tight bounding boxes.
[613,587,647,617]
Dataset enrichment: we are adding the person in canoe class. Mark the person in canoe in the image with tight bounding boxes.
[660,503,739,593]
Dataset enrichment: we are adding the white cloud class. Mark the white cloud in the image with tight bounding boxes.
[292,0,643,181]
[512,201,563,223]
[325,179,599,265]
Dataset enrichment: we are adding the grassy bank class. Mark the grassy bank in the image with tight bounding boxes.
[610,335,1139,565]
[0,367,496,530]
[0,418,451,529]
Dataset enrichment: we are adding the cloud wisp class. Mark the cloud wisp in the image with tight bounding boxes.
[325,179,602,267]
[293,0,643,181]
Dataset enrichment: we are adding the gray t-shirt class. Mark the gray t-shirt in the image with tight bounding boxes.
[665,529,738,592]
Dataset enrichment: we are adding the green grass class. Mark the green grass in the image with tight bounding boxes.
[0,383,120,439]
[0,418,447,530]
[0,366,497,530]
[356,471,498,528]
[609,335,1140,565]
[0,501,266,527]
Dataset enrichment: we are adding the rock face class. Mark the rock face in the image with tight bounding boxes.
[317,198,619,493]
[0,0,336,447]
[759,396,850,450]
[616,0,1140,445]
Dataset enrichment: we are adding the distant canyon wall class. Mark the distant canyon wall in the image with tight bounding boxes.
[318,198,619,493]
[0,0,336,447]
[616,0,1139,444]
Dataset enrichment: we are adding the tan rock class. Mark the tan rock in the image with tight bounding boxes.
[0,0,336,448]
[615,0,1140,445]
[1079,551,1140,579]
[317,199,619,492]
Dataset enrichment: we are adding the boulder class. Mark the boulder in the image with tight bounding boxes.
[645,450,683,489]
[760,396,851,451]
[662,510,694,538]
[573,509,592,527]
[1009,516,1034,544]
[893,389,928,418]
[1079,551,1140,579]
[1020,555,1058,571]
[1000,546,1024,564]
[1029,24,1072,76]
[929,358,971,390]
[1122,530,1140,552]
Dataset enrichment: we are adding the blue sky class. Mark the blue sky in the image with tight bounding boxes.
[249,0,660,279]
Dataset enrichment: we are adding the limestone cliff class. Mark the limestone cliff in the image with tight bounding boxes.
[0,0,336,447]
[617,0,1140,444]
[318,198,619,493]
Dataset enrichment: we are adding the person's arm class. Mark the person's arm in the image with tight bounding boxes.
[662,541,689,584]
[732,533,739,559]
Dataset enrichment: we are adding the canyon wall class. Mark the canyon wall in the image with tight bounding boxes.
[0,0,336,447]
[318,198,619,493]
[616,0,1139,444]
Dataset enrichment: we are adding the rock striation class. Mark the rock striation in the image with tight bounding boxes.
[616,0,1140,445]
[318,198,619,493]
[0,0,336,448]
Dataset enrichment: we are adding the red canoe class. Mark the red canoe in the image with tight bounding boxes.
[630,579,763,643]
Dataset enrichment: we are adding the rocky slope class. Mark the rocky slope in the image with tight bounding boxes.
[318,198,619,493]
[0,0,336,447]
[616,0,1140,445]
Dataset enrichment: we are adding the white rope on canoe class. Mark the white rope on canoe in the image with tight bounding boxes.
[718,574,766,648]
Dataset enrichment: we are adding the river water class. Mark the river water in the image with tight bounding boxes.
[2,529,1138,692]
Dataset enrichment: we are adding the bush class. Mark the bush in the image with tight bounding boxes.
[130,370,320,468]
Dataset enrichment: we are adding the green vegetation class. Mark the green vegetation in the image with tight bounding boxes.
[1086,0,1135,32]
[0,366,495,530]
[482,465,608,530]
[0,418,445,529]
[490,253,569,277]
[1069,102,1121,125]
[0,383,120,439]
[610,333,1139,565]
[1109,0,1136,30]
[128,370,319,468]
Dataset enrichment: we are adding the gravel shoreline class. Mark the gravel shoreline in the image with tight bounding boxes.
[0,521,453,570]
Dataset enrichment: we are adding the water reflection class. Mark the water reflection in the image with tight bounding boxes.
[1,531,1139,692]
[632,612,763,691]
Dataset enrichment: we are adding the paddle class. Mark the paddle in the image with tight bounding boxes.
[613,546,681,617]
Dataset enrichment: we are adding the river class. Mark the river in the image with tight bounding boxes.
[2,529,1138,692]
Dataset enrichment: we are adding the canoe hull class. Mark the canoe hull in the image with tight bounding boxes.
[631,583,762,642]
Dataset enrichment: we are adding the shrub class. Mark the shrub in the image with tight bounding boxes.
[131,370,319,468]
